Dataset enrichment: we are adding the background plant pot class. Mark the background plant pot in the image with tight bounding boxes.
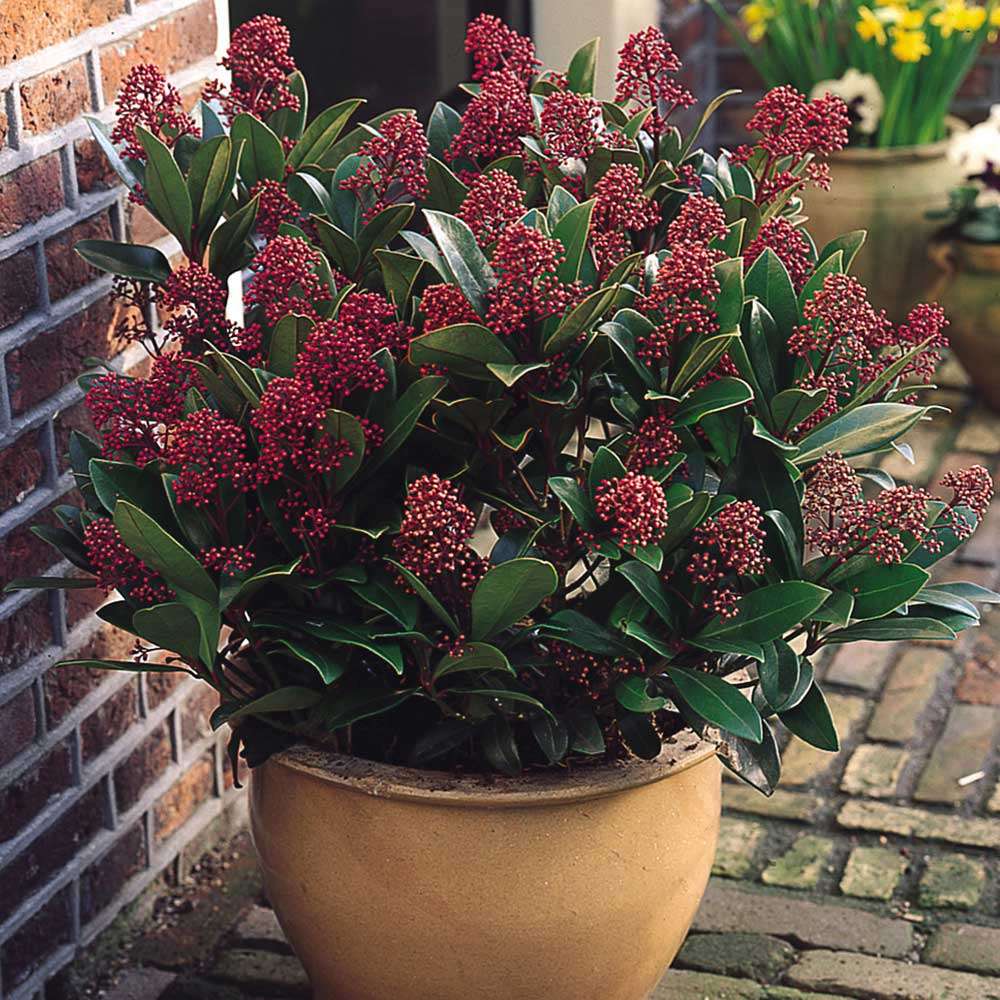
[802,119,968,320]
[929,239,1000,412]
[250,736,721,1000]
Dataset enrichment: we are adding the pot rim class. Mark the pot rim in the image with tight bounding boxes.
[832,115,967,164]
[266,731,717,808]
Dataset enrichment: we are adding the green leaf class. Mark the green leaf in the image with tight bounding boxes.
[278,616,404,674]
[670,332,738,395]
[113,501,216,604]
[470,558,559,640]
[919,581,999,614]
[745,247,798,335]
[687,635,766,662]
[795,403,928,466]
[566,37,600,94]
[424,155,468,213]
[588,445,627,499]
[673,377,753,427]
[553,199,595,283]
[758,640,801,713]
[4,576,96,592]
[320,687,417,730]
[770,387,828,436]
[132,603,202,662]
[232,114,284,188]
[566,704,605,754]
[714,257,745,330]
[273,638,345,684]
[385,559,459,634]
[698,582,829,644]
[376,249,424,307]
[433,642,512,680]
[546,186,578,229]
[667,666,763,743]
[481,715,521,775]
[616,560,674,627]
[424,209,496,313]
[428,101,463,158]
[485,362,548,387]
[288,98,365,169]
[350,574,418,629]
[615,675,667,713]
[136,127,192,248]
[267,70,308,140]
[187,135,236,236]
[208,195,259,277]
[779,683,839,751]
[846,564,931,620]
[543,284,618,356]
[822,617,957,643]
[224,686,322,726]
[83,115,142,191]
[530,713,569,765]
[313,216,360,274]
[719,720,781,795]
[812,590,855,627]
[75,240,171,283]
[617,710,662,759]
[319,409,365,491]
[538,609,635,657]
[357,203,414,262]
[269,314,313,377]
[364,375,445,474]
[408,719,472,766]
[548,477,597,530]
[660,492,712,554]
[817,230,866,271]
[409,323,515,379]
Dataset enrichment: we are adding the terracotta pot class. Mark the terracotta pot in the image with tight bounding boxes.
[250,735,720,1000]
[929,239,1000,412]
[802,119,968,320]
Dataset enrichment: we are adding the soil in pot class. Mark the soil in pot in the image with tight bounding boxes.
[249,734,721,1000]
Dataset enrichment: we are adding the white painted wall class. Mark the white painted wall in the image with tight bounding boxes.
[532,0,661,99]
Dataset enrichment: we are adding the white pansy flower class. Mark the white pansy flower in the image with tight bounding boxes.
[810,69,884,135]
[949,105,1000,180]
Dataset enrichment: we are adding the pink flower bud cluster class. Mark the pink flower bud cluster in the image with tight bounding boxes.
[627,412,682,472]
[244,236,334,329]
[464,13,539,84]
[614,26,695,136]
[590,164,660,277]
[447,70,534,166]
[420,284,478,332]
[158,263,238,354]
[458,171,525,247]
[594,472,669,550]
[111,64,197,162]
[549,640,644,702]
[83,517,173,606]
[164,409,255,507]
[249,179,302,241]
[540,90,605,163]
[743,218,814,292]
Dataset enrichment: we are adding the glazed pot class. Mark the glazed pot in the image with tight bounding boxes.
[802,119,968,320]
[929,239,1000,411]
[250,734,721,1000]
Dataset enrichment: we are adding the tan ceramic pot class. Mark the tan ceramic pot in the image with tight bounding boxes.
[250,735,721,1000]
[802,119,968,320]
[929,239,1000,412]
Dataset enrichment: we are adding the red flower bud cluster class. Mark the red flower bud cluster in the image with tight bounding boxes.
[594,472,669,550]
[245,236,334,329]
[393,474,485,593]
[421,284,479,332]
[687,501,769,618]
[200,544,255,575]
[458,170,525,247]
[158,263,238,354]
[667,194,727,246]
[615,26,695,135]
[549,640,644,702]
[165,409,255,506]
[84,517,173,606]
[447,70,534,166]
[341,112,429,223]
[464,13,539,84]
[744,218,814,292]
[111,64,197,162]
[626,412,682,471]
[940,465,994,539]
[540,90,605,163]
[249,178,302,241]
[86,354,192,464]
[590,164,660,276]
[207,14,299,121]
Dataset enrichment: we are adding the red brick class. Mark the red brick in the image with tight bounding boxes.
[0,594,55,675]
[0,741,73,843]
[0,510,62,584]
[0,436,45,515]
[0,0,123,64]
[126,200,171,246]
[0,154,64,237]
[0,688,37,768]
[53,401,98,475]
[44,657,111,730]
[79,822,146,923]
[100,1,219,102]
[7,294,124,415]
[44,210,114,302]
[958,63,993,100]
[0,247,39,329]
[154,753,214,841]
[0,92,9,148]
[75,137,120,195]
[0,783,104,923]
[146,669,187,709]
[957,612,1000,706]
[80,680,138,763]
[114,722,173,813]
[0,887,74,990]
[19,58,91,136]
[180,684,218,749]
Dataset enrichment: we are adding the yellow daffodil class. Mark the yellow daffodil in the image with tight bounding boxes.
[742,2,775,41]
[932,1,987,37]
[891,25,932,60]
[857,6,888,43]
[897,7,926,28]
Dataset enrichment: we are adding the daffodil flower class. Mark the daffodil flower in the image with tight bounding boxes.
[891,26,932,61]
[857,5,888,44]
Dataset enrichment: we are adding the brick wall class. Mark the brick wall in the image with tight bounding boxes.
[672,2,1000,145]
[0,3,242,997]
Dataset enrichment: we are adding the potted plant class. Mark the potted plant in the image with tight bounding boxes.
[711,0,997,316]
[6,15,996,1000]
[929,103,1000,408]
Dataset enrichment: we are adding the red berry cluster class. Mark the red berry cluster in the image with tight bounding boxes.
[112,64,197,162]
[626,412,682,472]
[540,90,604,163]
[594,472,669,550]
[158,263,238,354]
[590,164,660,276]
[941,465,993,524]
[244,235,334,329]
[207,14,299,121]
[421,284,478,332]
[165,409,255,507]
[744,218,814,292]
[341,112,430,223]
[458,171,525,247]
[249,178,302,241]
[447,70,534,166]
[200,544,255,575]
[549,640,645,702]
[464,13,539,84]
[614,26,695,136]
[84,517,173,605]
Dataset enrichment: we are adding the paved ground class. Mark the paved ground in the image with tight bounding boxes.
[69,357,1000,999]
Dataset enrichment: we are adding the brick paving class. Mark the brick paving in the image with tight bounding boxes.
[85,358,1000,999]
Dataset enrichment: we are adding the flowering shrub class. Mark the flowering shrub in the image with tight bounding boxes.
[712,0,998,147]
[7,15,997,787]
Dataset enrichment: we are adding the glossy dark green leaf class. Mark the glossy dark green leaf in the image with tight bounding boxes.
[408,718,472,766]
[566,37,600,94]
[224,686,322,726]
[319,687,416,730]
[319,409,365,491]
[232,114,284,188]
[667,666,763,743]
[758,639,800,713]
[673,377,753,427]
[548,476,597,530]
[566,704,606,754]
[543,284,618,356]
[617,710,662,759]
[770,387,828,436]
[530,712,569,764]
[433,642,512,680]
[208,195,259,277]
[718,719,781,795]
[409,323,515,378]
[616,560,675,628]
[670,332,738,395]
[795,403,928,466]
[481,715,521,775]
[267,70,308,140]
[697,582,829,644]
[745,247,798,335]
[385,559,459,634]
[75,240,171,283]
[428,101,463,158]
[817,230,866,271]
[553,199,595,283]
[269,314,313,377]
[846,563,930,620]
[272,638,345,684]
[424,155,468,213]
[538,609,635,657]
[615,675,667,713]
[470,558,559,640]
[424,209,496,313]
[822,617,957,642]
[187,135,235,235]
[288,98,365,169]
[363,375,445,475]
[136,127,192,247]
[779,683,839,751]
[132,602,202,662]
[357,203,414,261]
